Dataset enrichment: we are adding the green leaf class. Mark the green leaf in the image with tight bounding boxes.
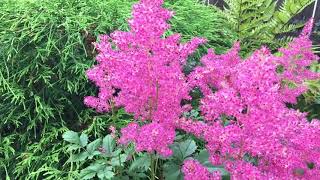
[87,138,102,154]
[127,172,148,178]
[195,149,211,166]
[163,162,183,180]
[195,150,230,178]
[129,154,151,172]
[81,163,113,179]
[80,133,88,147]
[102,135,115,155]
[97,170,105,179]
[62,131,80,144]
[112,149,122,156]
[110,154,127,166]
[94,166,114,179]
[89,151,102,159]
[87,163,105,171]
[68,151,89,162]
[67,144,82,151]
[207,166,230,177]
[172,139,197,161]
[113,176,130,180]
[80,167,98,180]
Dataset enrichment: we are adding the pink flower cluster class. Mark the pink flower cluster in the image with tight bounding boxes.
[182,159,221,180]
[119,122,175,156]
[184,19,320,179]
[84,0,205,156]
[85,0,320,178]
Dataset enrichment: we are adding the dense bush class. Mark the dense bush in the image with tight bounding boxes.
[0,0,236,179]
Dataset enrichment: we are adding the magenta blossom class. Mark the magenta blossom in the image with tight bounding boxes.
[85,0,320,178]
[185,19,320,179]
[85,0,205,156]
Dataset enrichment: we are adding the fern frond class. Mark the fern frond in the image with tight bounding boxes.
[221,0,315,56]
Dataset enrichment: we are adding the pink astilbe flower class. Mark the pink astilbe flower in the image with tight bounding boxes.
[85,0,320,177]
[85,0,205,156]
[185,19,320,179]
[182,159,221,180]
[119,122,175,156]
[275,19,319,104]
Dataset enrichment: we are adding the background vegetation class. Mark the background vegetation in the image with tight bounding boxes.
[0,0,237,179]
[0,0,319,179]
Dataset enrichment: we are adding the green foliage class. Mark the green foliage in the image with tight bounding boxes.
[165,0,237,54]
[165,0,237,74]
[62,133,228,180]
[63,131,137,179]
[222,0,314,56]
[0,0,235,179]
[163,139,197,180]
[162,138,230,180]
[63,131,163,180]
[0,0,135,178]
[220,0,320,121]
[195,150,230,179]
[296,63,320,120]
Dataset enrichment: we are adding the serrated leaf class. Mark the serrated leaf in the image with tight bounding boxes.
[80,167,97,180]
[129,154,151,172]
[127,172,148,178]
[62,131,80,144]
[67,144,82,151]
[102,135,115,155]
[80,133,88,147]
[87,163,105,171]
[97,166,114,179]
[172,139,197,161]
[103,170,114,179]
[195,149,211,166]
[110,154,127,166]
[88,151,102,159]
[163,162,183,180]
[68,151,89,162]
[112,149,122,156]
[87,138,102,154]
[97,170,105,179]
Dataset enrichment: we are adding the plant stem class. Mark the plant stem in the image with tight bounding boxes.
[118,153,123,176]
[154,156,159,178]
[150,153,155,180]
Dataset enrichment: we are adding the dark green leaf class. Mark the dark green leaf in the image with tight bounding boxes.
[163,162,183,180]
[195,149,211,166]
[172,139,197,161]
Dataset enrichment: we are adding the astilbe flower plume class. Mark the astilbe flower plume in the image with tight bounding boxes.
[184,19,320,179]
[85,0,320,178]
[84,0,205,156]
[182,159,221,180]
